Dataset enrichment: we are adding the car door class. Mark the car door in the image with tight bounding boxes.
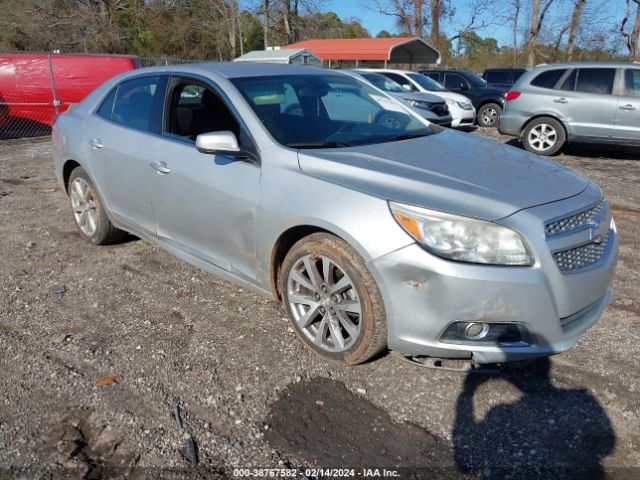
[553,67,617,140]
[614,67,640,142]
[148,76,260,281]
[444,73,470,94]
[85,75,167,235]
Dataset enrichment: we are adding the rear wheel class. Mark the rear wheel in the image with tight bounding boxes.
[281,233,387,365]
[522,117,565,156]
[477,103,502,127]
[68,166,126,245]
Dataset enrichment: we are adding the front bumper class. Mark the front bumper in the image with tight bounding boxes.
[368,195,618,363]
[449,106,476,128]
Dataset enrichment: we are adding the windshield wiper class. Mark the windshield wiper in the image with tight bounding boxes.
[287,141,353,149]
[379,132,431,143]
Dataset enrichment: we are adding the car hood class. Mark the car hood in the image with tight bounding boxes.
[297,129,589,221]
[390,91,445,103]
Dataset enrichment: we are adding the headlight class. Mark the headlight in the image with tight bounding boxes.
[406,99,432,109]
[389,202,533,266]
[457,101,474,110]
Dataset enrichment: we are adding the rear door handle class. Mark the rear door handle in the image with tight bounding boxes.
[553,98,569,104]
[150,161,170,174]
[619,104,637,111]
[89,138,104,149]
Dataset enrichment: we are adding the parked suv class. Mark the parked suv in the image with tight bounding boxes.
[483,68,527,89]
[499,62,640,155]
[420,68,508,127]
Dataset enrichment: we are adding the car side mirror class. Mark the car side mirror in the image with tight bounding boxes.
[196,131,257,161]
[402,84,412,91]
[459,83,470,91]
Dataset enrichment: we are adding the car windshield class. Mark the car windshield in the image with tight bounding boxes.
[231,74,434,149]
[406,73,446,91]
[360,73,405,93]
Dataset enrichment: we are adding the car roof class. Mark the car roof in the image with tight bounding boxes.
[122,62,336,79]
[533,61,640,69]
[484,67,527,72]
[358,68,415,75]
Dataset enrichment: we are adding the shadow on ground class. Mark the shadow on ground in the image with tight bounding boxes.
[503,137,640,161]
[453,357,615,480]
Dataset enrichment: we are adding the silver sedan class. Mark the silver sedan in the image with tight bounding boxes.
[52,63,618,365]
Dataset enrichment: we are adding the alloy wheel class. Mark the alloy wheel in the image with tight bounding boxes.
[481,107,499,126]
[528,123,557,152]
[69,177,98,236]
[286,254,362,353]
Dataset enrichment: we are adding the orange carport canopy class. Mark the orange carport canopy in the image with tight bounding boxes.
[284,37,440,64]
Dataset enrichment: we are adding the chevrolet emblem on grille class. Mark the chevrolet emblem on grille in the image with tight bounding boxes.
[590,212,608,244]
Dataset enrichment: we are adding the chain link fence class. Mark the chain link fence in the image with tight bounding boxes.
[0,51,201,140]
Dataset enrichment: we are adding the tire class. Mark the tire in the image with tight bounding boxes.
[521,117,566,156]
[477,102,502,127]
[67,166,126,245]
[281,233,387,365]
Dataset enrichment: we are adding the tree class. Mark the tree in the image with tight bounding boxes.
[526,0,556,67]
[621,0,640,59]
[566,0,586,60]
[506,0,522,66]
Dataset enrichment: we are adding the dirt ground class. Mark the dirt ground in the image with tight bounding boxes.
[0,129,639,480]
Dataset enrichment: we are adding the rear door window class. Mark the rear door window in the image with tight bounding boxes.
[112,76,164,132]
[558,70,577,91]
[624,69,640,96]
[426,72,441,83]
[486,71,510,85]
[575,68,616,95]
[530,69,567,89]
[96,88,117,119]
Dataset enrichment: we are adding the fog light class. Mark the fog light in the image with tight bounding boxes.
[464,322,489,339]
[440,321,528,345]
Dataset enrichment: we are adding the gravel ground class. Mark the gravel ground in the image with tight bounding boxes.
[0,129,638,480]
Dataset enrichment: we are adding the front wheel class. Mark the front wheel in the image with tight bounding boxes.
[281,233,387,365]
[521,117,566,156]
[477,103,502,127]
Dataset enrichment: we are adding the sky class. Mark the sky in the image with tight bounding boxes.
[325,0,629,48]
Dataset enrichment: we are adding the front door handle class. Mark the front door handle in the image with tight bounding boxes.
[553,98,569,104]
[619,104,637,111]
[150,161,170,174]
[89,138,104,149]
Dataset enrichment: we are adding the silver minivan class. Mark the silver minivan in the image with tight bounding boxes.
[499,62,640,155]
[52,63,618,365]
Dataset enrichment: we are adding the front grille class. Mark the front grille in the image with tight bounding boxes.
[545,200,605,236]
[429,103,449,116]
[553,231,610,272]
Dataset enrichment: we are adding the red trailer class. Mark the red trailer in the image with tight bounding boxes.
[0,53,139,133]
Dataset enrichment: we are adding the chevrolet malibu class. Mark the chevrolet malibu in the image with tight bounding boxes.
[52,63,618,365]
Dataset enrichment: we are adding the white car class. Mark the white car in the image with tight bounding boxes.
[363,68,476,128]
